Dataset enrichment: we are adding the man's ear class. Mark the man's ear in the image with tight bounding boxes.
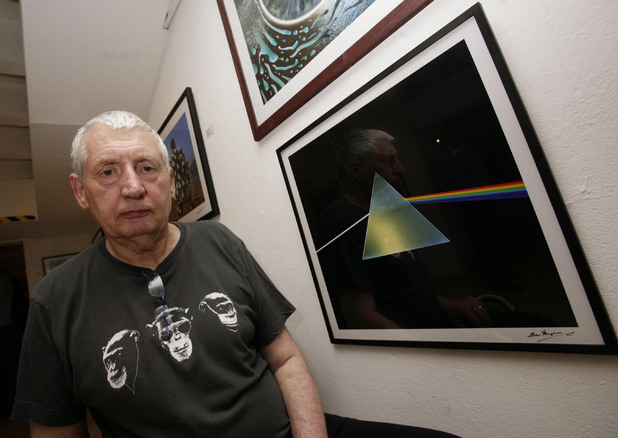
[69,173,89,210]
[348,161,364,181]
[169,168,176,199]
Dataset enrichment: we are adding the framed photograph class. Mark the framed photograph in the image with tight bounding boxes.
[158,87,219,222]
[277,4,617,354]
[42,253,77,275]
[217,0,434,141]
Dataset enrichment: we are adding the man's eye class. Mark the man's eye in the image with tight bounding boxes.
[139,163,156,173]
[102,169,114,176]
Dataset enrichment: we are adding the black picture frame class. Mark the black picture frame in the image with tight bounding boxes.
[277,4,617,354]
[158,87,219,222]
[42,253,77,275]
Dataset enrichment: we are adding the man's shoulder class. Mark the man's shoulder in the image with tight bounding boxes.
[184,219,228,233]
[183,220,239,244]
[31,244,100,307]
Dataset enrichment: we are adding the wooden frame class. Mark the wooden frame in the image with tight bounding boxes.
[277,4,617,354]
[158,87,219,222]
[217,0,434,141]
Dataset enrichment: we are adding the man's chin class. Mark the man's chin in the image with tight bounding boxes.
[108,221,168,240]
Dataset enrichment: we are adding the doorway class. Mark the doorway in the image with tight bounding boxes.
[0,242,29,435]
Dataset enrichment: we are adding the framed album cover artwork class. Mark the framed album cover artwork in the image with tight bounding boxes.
[277,4,617,354]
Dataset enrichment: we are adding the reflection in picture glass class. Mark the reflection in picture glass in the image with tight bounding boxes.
[288,41,576,331]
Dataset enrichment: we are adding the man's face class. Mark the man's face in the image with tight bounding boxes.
[70,125,175,240]
[371,139,406,185]
[357,139,406,192]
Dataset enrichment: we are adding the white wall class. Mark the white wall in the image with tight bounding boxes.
[147,1,618,437]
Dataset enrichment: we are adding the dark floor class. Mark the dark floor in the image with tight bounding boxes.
[0,413,29,438]
[0,412,101,437]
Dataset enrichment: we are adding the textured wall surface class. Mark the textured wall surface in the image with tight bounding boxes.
[147,1,618,436]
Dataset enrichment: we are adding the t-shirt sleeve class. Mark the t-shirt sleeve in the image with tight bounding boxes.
[235,240,296,349]
[11,296,86,426]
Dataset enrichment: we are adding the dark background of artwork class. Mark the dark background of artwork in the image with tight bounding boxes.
[289,41,576,327]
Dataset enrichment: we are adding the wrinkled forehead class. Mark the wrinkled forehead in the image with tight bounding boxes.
[374,138,398,155]
[86,123,157,149]
[85,125,163,161]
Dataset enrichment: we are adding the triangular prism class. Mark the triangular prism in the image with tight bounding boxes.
[363,174,449,260]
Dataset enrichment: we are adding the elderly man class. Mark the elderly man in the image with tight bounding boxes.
[11,111,327,437]
[12,112,461,438]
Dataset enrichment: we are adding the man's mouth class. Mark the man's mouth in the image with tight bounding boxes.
[120,209,150,218]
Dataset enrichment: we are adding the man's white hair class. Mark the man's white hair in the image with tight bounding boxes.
[336,128,395,168]
[71,110,170,179]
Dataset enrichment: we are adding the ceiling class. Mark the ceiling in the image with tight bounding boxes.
[0,0,176,242]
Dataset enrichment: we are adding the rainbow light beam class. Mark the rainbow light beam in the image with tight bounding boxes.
[316,180,528,255]
[405,181,527,205]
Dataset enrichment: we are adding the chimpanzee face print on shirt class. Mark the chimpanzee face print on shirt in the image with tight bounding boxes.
[199,292,239,332]
[147,306,193,362]
[101,291,241,393]
[102,329,140,394]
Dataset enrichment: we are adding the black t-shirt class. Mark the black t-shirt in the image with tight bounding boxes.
[319,198,447,329]
[13,221,295,437]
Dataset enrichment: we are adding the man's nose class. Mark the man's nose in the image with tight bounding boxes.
[394,159,406,175]
[120,168,145,198]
